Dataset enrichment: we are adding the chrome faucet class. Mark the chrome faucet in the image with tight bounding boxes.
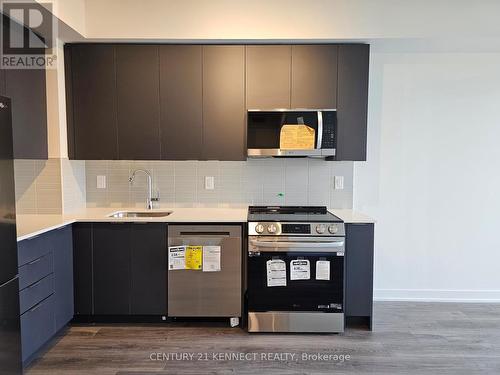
[129,169,159,210]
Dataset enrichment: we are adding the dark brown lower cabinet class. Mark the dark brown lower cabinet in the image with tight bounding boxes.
[93,224,132,315]
[72,224,93,315]
[345,223,374,329]
[130,224,167,314]
[73,223,167,318]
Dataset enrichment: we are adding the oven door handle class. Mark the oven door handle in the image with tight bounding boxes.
[249,239,344,249]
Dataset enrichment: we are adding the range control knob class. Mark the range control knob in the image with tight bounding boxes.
[316,224,326,234]
[328,224,339,234]
[267,224,278,234]
[255,224,264,234]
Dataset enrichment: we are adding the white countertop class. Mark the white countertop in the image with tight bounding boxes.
[329,209,376,224]
[16,207,375,242]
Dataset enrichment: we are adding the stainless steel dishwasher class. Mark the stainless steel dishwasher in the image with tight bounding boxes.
[167,225,242,322]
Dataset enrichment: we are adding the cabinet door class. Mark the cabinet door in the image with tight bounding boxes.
[246,45,291,109]
[159,45,203,160]
[3,16,47,159]
[93,224,131,315]
[20,294,55,362]
[291,45,338,109]
[336,44,369,161]
[0,68,5,96]
[202,46,246,161]
[5,67,47,159]
[72,224,93,315]
[116,45,161,160]
[4,19,47,159]
[52,226,74,330]
[345,223,374,327]
[69,44,118,160]
[130,224,167,315]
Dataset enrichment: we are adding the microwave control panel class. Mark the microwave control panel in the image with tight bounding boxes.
[321,111,336,149]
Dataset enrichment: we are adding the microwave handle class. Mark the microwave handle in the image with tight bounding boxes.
[317,111,323,149]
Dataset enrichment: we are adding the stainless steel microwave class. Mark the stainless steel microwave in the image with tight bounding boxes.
[247,109,336,158]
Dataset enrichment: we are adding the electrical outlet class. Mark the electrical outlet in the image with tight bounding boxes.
[96,175,106,189]
[334,176,344,190]
[205,176,215,190]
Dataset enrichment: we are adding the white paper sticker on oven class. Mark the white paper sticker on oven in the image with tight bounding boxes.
[266,259,287,287]
[315,260,330,280]
[290,259,310,280]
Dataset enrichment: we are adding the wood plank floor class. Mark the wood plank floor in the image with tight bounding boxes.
[26,302,500,375]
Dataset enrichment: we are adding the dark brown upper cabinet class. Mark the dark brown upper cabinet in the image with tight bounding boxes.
[246,45,291,109]
[5,68,48,159]
[116,45,161,160]
[159,45,203,160]
[3,17,47,160]
[291,45,338,109]
[67,45,118,160]
[202,46,246,161]
[65,43,368,161]
[0,68,5,96]
[336,44,369,161]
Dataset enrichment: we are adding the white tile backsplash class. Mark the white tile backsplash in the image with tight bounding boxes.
[85,159,354,209]
[61,159,86,214]
[14,159,62,214]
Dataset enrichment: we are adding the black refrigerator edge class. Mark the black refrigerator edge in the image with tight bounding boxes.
[0,96,23,375]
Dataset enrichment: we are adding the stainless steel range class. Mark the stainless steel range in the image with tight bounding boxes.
[247,206,345,333]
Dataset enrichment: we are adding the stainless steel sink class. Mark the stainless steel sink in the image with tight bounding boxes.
[108,211,173,218]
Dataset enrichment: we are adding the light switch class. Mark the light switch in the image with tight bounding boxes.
[97,175,106,189]
[205,176,215,190]
[334,176,344,190]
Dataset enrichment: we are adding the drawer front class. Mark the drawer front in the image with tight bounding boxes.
[18,235,51,267]
[19,274,55,315]
[20,294,56,362]
[19,252,54,290]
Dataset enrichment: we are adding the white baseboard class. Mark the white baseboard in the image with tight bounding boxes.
[374,289,500,303]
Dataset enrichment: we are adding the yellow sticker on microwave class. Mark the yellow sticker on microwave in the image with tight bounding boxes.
[280,124,315,150]
[185,246,203,270]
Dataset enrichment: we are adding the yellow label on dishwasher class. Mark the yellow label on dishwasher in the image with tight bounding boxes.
[185,246,203,270]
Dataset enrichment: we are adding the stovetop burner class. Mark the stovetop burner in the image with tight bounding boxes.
[248,206,342,223]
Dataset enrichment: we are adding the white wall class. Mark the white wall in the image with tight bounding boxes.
[354,52,500,302]
[36,0,86,36]
[83,0,500,41]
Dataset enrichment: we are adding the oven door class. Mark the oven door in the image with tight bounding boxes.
[247,236,344,313]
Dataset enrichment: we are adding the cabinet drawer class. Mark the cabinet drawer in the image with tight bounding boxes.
[18,235,51,266]
[19,274,54,315]
[19,252,54,290]
[20,294,56,362]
